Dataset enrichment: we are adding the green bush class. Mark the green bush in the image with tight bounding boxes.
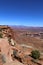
[0,28,2,32]
[31,50,40,59]
[0,33,3,38]
[13,50,17,57]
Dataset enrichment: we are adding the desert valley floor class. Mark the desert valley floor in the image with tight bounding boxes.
[0,25,43,65]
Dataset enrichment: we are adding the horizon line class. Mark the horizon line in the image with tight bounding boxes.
[0,25,43,27]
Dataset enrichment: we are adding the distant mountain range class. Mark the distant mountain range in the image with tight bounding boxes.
[10,25,43,32]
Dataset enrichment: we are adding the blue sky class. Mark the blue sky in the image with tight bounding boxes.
[0,0,43,26]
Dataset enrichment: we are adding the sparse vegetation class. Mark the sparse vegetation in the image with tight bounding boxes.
[0,33,3,38]
[0,54,6,64]
[13,50,18,57]
[13,50,22,62]
[0,26,43,65]
[0,28,2,32]
[8,37,11,45]
[31,50,40,59]
[2,54,6,63]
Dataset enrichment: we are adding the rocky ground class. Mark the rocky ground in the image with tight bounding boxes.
[0,25,43,65]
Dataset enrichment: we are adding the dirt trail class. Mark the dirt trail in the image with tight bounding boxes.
[20,44,33,49]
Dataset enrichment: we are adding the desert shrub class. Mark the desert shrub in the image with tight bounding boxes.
[8,38,11,45]
[2,55,6,63]
[13,50,17,57]
[0,28,2,32]
[13,50,22,62]
[0,33,3,38]
[31,50,40,59]
[8,38,11,42]
[0,54,6,63]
